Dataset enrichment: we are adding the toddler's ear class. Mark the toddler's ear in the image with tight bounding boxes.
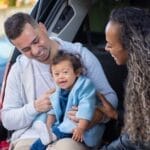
[76,68,82,76]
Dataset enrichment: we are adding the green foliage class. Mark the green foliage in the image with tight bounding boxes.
[8,0,16,6]
[89,0,130,32]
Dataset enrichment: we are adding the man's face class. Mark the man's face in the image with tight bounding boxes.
[105,21,128,65]
[51,60,79,90]
[11,23,52,64]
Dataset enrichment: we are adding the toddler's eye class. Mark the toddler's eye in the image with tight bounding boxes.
[54,73,59,76]
[64,71,68,74]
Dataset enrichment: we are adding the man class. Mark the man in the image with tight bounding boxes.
[1,12,118,150]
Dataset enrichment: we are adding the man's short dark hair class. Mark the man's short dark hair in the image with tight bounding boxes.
[4,12,38,40]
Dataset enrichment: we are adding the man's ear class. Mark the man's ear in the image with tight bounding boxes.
[38,22,47,33]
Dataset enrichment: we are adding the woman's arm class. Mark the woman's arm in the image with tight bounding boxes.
[97,93,118,120]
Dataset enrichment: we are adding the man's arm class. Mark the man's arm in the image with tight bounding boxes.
[59,38,118,108]
[1,65,36,130]
[1,65,52,130]
[82,48,118,108]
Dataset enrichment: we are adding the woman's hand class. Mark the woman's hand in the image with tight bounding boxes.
[88,107,104,128]
[97,93,118,120]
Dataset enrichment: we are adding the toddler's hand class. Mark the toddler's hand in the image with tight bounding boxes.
[72,127,84,142]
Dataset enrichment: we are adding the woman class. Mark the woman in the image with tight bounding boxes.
[100,7,150,149]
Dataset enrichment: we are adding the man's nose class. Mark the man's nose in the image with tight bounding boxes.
[31,44,40,56]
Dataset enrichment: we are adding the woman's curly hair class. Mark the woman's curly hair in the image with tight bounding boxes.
[109,7,150,145]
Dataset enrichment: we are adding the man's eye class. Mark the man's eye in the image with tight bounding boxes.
[22,47,31,52]
[33,38,39,44]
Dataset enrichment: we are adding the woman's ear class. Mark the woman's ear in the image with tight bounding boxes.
[38,22,47,33]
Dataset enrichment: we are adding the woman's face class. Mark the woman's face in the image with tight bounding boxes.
[105,21,128,65]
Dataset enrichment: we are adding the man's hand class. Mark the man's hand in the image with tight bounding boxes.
[34,89,55,112]
[68,106,104,128]
[97,93,118,120]
[68,106,79,123]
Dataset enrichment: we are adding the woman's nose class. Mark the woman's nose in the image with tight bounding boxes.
[105,43,110,52]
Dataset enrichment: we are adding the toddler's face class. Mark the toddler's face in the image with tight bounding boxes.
[52,60,78,90]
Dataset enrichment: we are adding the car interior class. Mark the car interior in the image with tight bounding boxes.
[0,0,149,149]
